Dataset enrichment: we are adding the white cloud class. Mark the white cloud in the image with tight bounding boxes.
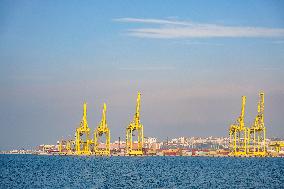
[119,65,175,71]
[170,39,224,46]
[114,18,284,39]
[113,18,191,26]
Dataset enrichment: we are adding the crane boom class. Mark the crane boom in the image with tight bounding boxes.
[258,92,264,125]
[135,92,141,125]
[239,96,246,129]
[94,103,110,156]
[126,92,144,156]
[75,102,91,155]
[101,103,107,128]
[83,102,87,129]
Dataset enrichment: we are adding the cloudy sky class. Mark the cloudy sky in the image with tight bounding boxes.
[1,0,284,150]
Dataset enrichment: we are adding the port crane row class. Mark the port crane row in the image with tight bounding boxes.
[58,92,143,156]
[229,92,283,157]
[58,91,282,157]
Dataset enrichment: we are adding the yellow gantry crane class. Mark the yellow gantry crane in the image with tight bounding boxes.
[75,102,92,155]
[126,92,144,156]
[65,139,73,154]
[58,139,73,155]
[94,103,111,156]
[248,92,266,156]
[58,139,63,153]
[269,141,284,154]
[229,92,268,157]
[229,96,248,156]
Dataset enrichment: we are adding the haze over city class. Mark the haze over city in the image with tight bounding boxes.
[1,1,284,150]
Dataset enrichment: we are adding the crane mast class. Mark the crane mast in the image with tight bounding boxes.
[239,96,246,130]
[256,92,264,128]
[135,93,141,125]
[102,103,107,127]
[83,103,87,129]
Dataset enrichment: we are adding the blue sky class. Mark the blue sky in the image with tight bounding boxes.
[1,1,284,150]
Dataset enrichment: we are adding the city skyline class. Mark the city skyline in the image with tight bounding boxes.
[1,1,284,150]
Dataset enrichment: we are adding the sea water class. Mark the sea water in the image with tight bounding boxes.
[1,154,284,188]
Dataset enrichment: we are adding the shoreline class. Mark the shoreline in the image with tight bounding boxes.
[1,153,284,158]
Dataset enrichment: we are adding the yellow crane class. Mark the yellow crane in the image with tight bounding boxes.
[229,96,248,156]
[75,102,92,155]
[126,92,144,156]
[269,141,284,154]
[94,103,111,156]
[58,139,63,154]
[65,139,73,155]
[58,139,73,155]
[248,92,266,157]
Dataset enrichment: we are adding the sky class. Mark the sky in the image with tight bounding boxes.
[0,0,284,150]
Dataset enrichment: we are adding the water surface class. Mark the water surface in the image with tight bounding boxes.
[1,155,283,188]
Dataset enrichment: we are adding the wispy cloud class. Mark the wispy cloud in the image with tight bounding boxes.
[114,18,284,39]
[119,65,175,71]
[172,40,224,46]
[114,18,191,26]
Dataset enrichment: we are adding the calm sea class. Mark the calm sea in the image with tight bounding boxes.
[0,154,283,188]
